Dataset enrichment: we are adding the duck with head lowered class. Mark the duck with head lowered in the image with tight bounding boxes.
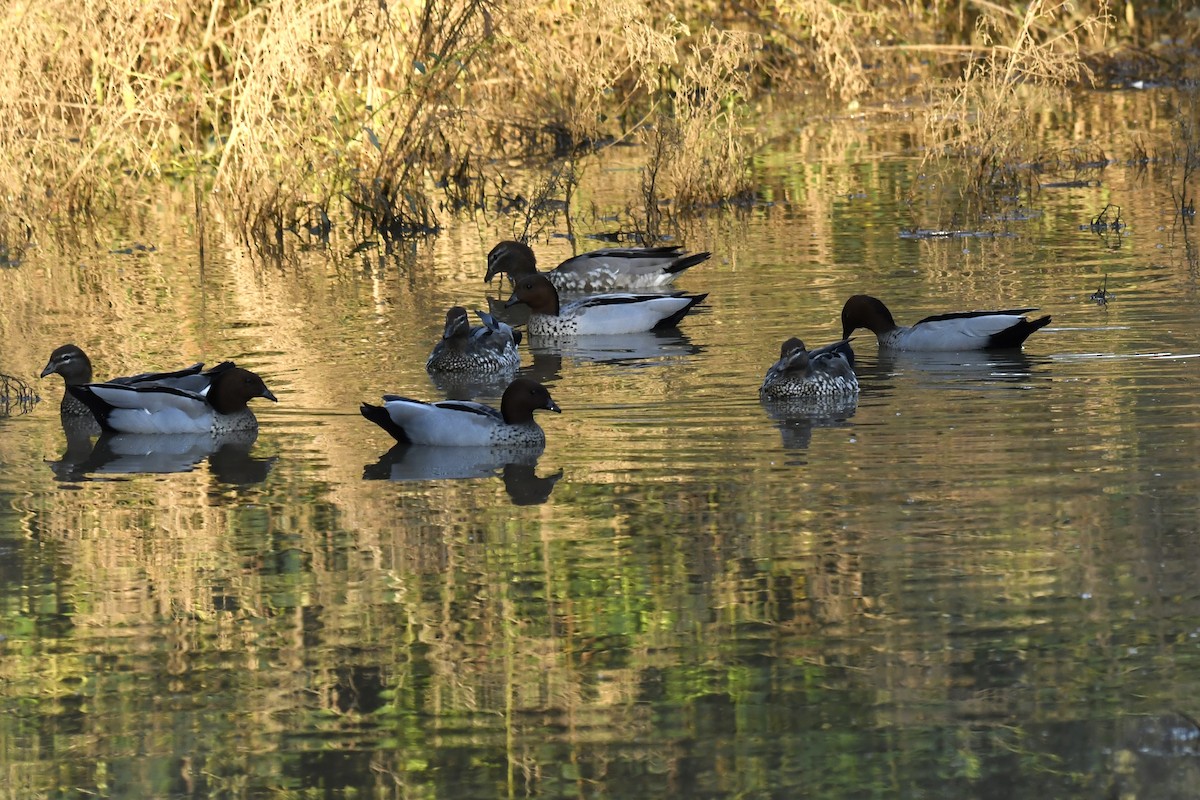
[426,306,522,373]
[760,337,858,400]
[840,294,1051,351]
[486,239,710,293]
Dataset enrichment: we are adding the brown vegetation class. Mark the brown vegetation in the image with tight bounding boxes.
[0,0,1185,243]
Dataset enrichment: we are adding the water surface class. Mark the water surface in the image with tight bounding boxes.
[2,90,1200,799]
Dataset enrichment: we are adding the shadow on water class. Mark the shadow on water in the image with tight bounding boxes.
[47,426,276,484]
[362,443,562,505]
[860,348,1047,390]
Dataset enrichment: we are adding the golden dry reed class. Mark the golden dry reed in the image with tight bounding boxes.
[0,0,1120,239]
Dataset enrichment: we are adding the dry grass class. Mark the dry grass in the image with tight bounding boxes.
[0,0,1141,242]
[923,1,1111,200]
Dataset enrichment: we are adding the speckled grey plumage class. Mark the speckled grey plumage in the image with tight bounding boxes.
[426,308,521,373]
[760,338,859,400]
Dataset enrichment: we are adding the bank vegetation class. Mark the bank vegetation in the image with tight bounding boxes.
[0,0,1190,244]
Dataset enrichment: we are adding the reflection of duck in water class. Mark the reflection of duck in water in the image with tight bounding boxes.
[49,428,274,484]
[362,444,562,505]
[841,294,1050,351]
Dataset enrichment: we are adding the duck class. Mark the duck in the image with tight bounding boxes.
[360,377,560,447]
[761,338,859,400]
[40,344,205,416]
[67,361,277,434]
[505,273,707,336]
[426,307,522,373]
[841,294,1051,351]
[485,239,710,292]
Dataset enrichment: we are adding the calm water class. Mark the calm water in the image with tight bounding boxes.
[3,91,1200,799]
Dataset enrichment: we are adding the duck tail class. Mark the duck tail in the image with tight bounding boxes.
[360,402,412,444]
[991,314,1052,349]
[654,293,709,330]
[666,251,711,275]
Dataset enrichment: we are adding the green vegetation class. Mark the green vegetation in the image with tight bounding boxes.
[0,0,1187,241]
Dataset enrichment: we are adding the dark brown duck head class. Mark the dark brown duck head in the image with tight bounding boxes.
[505,273,560,316]
[499,377,561,424]
[841,295,898,340]
[442,306,471,341]
[208,365,278,415]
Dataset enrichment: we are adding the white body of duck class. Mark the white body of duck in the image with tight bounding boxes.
[41,344,205,417]
[486,240,709,292]
[426,307,522,373]
[506,273,707,336]
[841,294,1051,351]
[360,377,560,447]
[68,362,277,434]
[761,338,859,400]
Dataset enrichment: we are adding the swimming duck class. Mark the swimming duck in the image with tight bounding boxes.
[40,344,205,416]
[67,361,277,434]
[505,273,707,336]
[841,294,1051,351]
[361,377,560,447]
[486,240,710,292]
[760,338,859,400]
[426,307,522,373]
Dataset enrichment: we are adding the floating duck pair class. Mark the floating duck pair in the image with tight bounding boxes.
[759,295,1052,399]
[41,344,276,435]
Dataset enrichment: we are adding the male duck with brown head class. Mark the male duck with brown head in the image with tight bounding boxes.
[486,240,710,293]
[841,295,1051,351]
[506,273,707,336]
[360,377,560,447]
[40,344,206,416]
[68,361,277,434]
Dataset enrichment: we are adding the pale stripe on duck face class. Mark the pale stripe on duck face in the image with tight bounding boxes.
[840,294,1051,351]
[425,307,522,373]
[360,377,561,447]
[504,273,708,336]
[760,337,859,400]
[67,362,277,434]
[40,344,207,416]
[485,239,710,292]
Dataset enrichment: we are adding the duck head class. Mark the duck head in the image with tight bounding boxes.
[505,273,560,316]
[486,240,537,283]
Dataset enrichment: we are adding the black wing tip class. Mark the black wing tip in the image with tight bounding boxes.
[653,293,709,330]
[360,402,412,444]
[65,385,120,432]
[665,251,712,274]
[989,314,1053,349]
